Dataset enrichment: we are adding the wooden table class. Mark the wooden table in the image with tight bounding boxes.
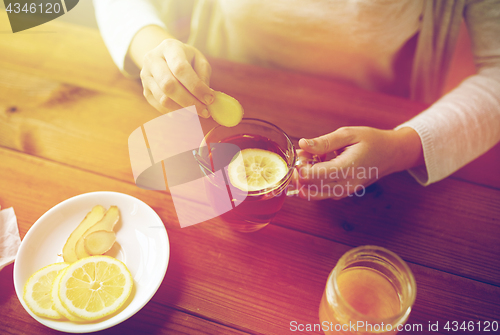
[1,15,499,335]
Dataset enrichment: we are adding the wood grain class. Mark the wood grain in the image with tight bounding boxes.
[0,264,250,335]
[1,15,499,335]
[1,147,498,334]
[0,12,139,97]
[274,172,500,286]
[0,67,155,183]
[0,16,498,190]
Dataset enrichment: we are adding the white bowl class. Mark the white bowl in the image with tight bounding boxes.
[13,191,170,333]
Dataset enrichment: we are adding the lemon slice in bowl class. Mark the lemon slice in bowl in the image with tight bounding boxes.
[23,262,70,319]
[228,148,288,192]
[207,91,244,127]
[58,255,133,321]
[51,268,85,322]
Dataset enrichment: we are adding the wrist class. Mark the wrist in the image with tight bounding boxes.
[129,25,175,68]
[391,127,425,172]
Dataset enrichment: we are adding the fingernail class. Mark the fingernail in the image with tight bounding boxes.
[201,109,210,118]
[305,139,314,147]
[204,94,214,105]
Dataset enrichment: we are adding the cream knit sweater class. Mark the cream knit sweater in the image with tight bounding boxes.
[94,0,500,186]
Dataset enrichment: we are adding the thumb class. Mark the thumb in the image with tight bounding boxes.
[299,128,357,154]
[192,48,212,87]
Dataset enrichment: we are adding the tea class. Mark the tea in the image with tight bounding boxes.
[205,133,292,232]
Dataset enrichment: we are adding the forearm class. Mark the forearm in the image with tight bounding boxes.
[93,0,168,76]
[396,68,500,185]
[129,25,175,69]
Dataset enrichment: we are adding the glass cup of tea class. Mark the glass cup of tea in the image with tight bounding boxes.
[198,118,312,232]
[319,246,416,335]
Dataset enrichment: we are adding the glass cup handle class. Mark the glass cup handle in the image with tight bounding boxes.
[286,154,323,196]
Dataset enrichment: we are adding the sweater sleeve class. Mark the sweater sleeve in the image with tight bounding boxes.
[93,0,167,77]
[395,0,500,186]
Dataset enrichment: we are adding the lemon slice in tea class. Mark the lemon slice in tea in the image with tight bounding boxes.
[58,255,133,321]
[228,148,288,192]
[207,91,244,127]
[23,262,69,319]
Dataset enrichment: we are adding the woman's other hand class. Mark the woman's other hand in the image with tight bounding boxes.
[292,127,424,200]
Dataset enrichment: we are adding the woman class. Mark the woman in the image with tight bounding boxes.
[94,0,500,199]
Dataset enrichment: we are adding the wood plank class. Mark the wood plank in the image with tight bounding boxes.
[0,11,140,98]
[1,78,499,285]
[0,66,156,183]
[275,172,500,286]
[208,58,500,190]
[1,60,499,194]
[0,147,498,334]
[0,264,250,335]
[0,16,498,189]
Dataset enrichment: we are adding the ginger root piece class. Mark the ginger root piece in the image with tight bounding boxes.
[75,206,119,259]
[84,230,116,255]
[62,206,106,263]
[207,91,244,127]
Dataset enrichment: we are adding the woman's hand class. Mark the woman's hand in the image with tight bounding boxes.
[140,39,214,116]
[292,126,424,200]
[129,25,214,116]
